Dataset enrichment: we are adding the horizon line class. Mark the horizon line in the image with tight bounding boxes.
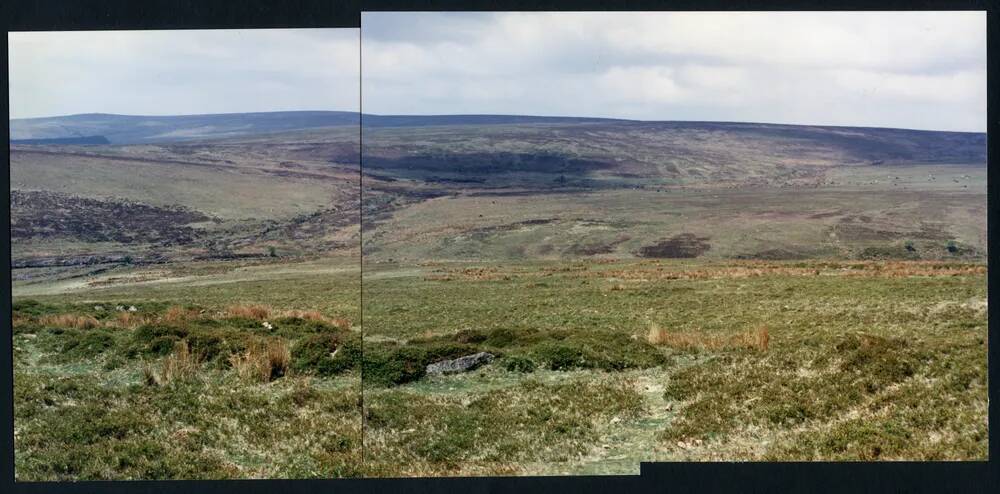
[9,110,987,134]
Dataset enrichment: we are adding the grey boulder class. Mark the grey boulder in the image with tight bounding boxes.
[426,352,495,375]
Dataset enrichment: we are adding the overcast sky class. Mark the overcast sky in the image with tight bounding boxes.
[8,29,359,119]
[362,12,986,132]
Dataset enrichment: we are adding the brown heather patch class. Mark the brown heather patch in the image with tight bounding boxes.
[225,304,272,320]
[12,313,34,328]
[162,305,200,324]
[596,260,985,282]
[330,317,353,330]
[39,314,101,330]
[647,324,769,352]
[423,274,454,281]
[426,265,540,282]
[112,311,152,329]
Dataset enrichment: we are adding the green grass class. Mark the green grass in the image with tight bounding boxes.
[362,259,987,473]
[13,258,361,480]
[12,257,987,478]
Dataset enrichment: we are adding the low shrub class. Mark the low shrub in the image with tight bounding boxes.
[13,299,61,317]
[502,356,537,373]
[532,332,666,371]
[126,325,190,357]
[292,333,361,376]
[363,342,479,387]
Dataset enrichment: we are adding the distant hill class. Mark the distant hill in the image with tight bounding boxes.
[11,111,988,155]
[10,135,110,145]
[9,111,360,144]
[361,119,987,189]
[361,114,625,127]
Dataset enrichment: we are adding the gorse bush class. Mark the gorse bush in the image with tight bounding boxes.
[502,356,536,373]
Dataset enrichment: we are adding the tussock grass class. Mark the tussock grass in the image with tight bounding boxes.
[228,338,291,383]
[146,340,201,386]
[225,304,273,320]
[647,324,768,352]
[113,311,152,329]
[162,305,200,324]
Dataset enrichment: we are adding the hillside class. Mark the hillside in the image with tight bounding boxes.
[359,119,986,262]
[10,125,360,271]
[9,112,987,270]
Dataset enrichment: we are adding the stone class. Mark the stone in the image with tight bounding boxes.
[425,352,495,375]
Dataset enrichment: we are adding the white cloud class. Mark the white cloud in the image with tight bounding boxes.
[362,12,986,132]
[8,28,359,119]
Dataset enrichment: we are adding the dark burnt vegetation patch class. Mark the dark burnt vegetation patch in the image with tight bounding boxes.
[636,233,711,258]
[831,217,950,243]
[463,218,559,240]
[362,151,615,176]
[566,234,631,256]
[11,190,211,245]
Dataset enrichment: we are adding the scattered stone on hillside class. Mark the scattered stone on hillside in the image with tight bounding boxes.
[426,352,495,375]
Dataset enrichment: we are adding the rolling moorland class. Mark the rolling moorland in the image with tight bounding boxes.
[9,111,988,477]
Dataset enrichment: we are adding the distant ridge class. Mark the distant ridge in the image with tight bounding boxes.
[10,111,986,145]
[11,135,110,145]
[361,113,626,127]
[9,111,360,144]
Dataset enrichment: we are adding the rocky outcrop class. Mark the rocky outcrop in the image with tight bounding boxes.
[425,352,495,375]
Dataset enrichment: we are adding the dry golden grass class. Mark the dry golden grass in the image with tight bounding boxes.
[146,340,200,386]
[330,317,353,330]
[112,311,151,329]
[162,305,200,324]
[39,314,101,330]
[11,313,34,328]
[598,261,985,283]
[228,338,291,383]
[225,304,273,320]
[647,324,769,352]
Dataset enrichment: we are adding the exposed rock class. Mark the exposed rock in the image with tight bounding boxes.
[426,352,495,375]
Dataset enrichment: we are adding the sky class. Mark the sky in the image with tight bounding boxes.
[362,12,987,132]
[8,29,359,119]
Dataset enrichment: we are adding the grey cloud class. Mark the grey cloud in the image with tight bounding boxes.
[361,12,986,132]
